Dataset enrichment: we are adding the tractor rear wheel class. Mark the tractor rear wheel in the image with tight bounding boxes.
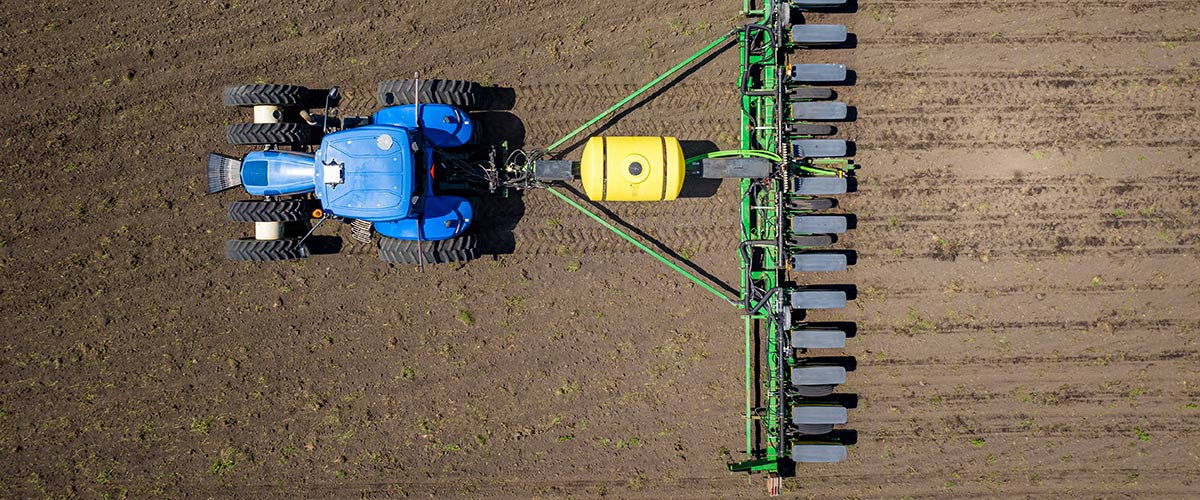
[226,122,314,146]
[376,79,495,110]
[225,237,308,261]
[378,235,478,264]
[222,84,313,107]
[227,199,314,222]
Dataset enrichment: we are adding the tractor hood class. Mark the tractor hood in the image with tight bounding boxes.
[314,125,415,221]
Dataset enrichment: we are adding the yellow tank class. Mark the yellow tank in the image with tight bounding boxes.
[579,136,685,202]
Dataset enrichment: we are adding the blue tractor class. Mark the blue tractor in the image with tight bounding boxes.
[207,80,509,264]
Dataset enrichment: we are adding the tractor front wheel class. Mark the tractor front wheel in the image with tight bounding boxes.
[227,199,314,222]
[222,84,314,107]
[225,237,308,261]
[226,122,315,146]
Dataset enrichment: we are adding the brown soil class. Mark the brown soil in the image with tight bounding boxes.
[2,0,1199,498]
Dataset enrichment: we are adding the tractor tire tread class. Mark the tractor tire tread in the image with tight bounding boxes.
[225,238,308,261]
[378,235,478,264]
[376,79,495,110]
[227,200,313,222]
[222,84,312,107]
[226,122,313,145]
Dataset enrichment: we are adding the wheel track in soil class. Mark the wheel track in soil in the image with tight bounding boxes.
[866,392,1191,407]
[851,71,1200,110]
[864,388,1200,410]
[857,68,1200,81]
[505,82,736,148]
[861,386,1196,406]
[509,82,733,112]
[849,68,1200,148]
[871,0,1196,9]
[868,423,1200,440]
[866,282,1194,298]
[865,350,1200,366]
[860,109,1200,150]
[844,175,1198,257]
[862,31,1200,45]
[880,316,1198,331]
[336,227,738,256]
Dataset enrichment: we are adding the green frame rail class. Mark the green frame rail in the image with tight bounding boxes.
[728,0,855,479]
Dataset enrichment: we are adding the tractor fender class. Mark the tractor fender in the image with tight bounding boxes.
[374,195,473,241]
[373,104,473,148]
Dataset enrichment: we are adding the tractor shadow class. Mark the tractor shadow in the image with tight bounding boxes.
[286,222,343,256]
[680,140,722,198]
[466,106,528,256]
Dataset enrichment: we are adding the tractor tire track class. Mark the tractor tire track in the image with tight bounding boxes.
[510,82,734,112]
[870,0,1196,9]
[863,30,1200,45]
[842,174,1198,258]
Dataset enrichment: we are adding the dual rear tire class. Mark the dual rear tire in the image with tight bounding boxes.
[222,84,322,146]
[224,199,314,262]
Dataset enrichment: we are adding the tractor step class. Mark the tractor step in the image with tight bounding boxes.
[792,215,848,234]
[350,219,374,244]
[791,444,848,463]
[793,139,847,158]
[791,365,846,386]
[790,253,848,272]
[792,176,848,195]
[792,0,848,9]
[791,328,848,349]
[792,406,848,425]
[702,157,772,179]
[789,64,847,83]
[791,25,848,45]
[792,101,847,120]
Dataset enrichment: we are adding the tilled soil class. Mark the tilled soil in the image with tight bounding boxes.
[2,0,1198,498]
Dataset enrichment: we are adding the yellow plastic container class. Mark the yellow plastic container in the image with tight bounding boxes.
[580,136,685,202]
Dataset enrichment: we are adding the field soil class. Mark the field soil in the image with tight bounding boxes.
[2,0,1199,498]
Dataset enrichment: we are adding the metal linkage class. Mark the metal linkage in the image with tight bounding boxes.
[729,0,857,492]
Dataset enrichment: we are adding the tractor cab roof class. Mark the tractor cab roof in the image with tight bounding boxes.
[314,125,416,221]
